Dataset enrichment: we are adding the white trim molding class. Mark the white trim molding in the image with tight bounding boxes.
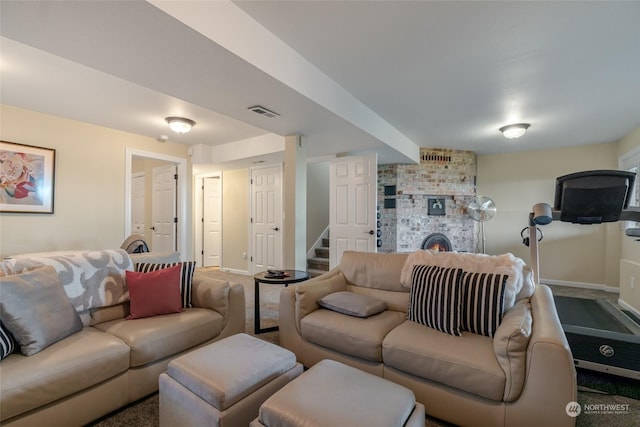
[539,278,620,293]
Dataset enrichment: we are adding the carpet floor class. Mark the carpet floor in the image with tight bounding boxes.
[88,270,639,427]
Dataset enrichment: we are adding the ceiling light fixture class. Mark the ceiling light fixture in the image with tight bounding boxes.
[499,123,530,139]
[165,116,196,134]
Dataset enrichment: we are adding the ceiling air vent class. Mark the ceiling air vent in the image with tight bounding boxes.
[248,105,280,118]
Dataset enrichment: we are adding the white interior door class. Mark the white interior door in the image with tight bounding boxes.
[330,153,377,269]
[152,164,177,252]
[203,176,222,267]
[131,172,145,235]
[251,165,283,274]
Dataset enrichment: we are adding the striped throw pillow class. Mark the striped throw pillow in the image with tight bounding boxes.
[135,262,195,308]
[461,272,508,337]
[408,265,464,336]
[1,323,15,360]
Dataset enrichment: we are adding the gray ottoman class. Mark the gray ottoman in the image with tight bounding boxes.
[251,359,425,427]
[160,333,303,427]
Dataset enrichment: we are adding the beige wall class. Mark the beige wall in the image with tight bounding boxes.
[477,142,621,287]
[221,168,249,272]
[617,125,640,312]
[0,105,191,257]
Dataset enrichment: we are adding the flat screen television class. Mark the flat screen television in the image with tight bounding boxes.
[554,170,636,224]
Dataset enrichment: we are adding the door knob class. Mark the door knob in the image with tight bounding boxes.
[367,230,374,235]
[272,227,279,231]
[150,226,156,231]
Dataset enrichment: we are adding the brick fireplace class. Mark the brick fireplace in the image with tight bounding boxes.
[378,148,478,253]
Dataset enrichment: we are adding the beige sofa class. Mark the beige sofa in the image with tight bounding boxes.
[0,250,245,427]
[280,250,577,427]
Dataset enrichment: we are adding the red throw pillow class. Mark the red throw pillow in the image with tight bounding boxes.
[126,264,183,319]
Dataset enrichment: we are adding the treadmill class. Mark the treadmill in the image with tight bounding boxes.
[528,170,640,379]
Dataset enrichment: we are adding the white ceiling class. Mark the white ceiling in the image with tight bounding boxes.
[1,1,639,166]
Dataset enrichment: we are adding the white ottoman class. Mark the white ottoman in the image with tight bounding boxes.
[160,333,303,427]
[251,359,425,427]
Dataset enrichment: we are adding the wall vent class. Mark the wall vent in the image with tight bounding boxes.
[248,105,280,118]
[421,152,452,163]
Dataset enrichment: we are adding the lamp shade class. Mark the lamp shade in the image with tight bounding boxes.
[165,117,195,134]
[499,123,530,139]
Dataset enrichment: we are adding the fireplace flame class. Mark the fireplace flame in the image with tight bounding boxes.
[428,242,448,252]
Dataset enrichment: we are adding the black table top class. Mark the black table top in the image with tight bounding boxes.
[254,269,309,284]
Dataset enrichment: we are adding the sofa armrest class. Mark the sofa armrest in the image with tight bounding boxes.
[191,273,230,319]
[291,268,347,334]
[505,284,577,427]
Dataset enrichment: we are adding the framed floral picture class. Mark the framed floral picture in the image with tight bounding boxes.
[0,141,56,213]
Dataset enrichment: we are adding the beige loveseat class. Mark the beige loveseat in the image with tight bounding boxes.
[280,250,577,427]
[0,249,245,427]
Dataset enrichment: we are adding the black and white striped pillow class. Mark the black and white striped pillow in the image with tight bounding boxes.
[1,322,16,360]
[408,265,464,336]
[134,262,195,308]
[461,272,508,337]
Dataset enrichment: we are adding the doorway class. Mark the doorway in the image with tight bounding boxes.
[194,173,223,268]
[131,172,145,235]
[250,164,283,274]
[329,153,377,269]
[125,148,187,258]
[151,164,178,253]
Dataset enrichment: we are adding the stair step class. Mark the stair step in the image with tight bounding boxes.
[314,247,329,258]
[307,257,329,271]
[322,238,330,248]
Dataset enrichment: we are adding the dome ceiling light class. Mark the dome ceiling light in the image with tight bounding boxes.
[165,116,196,134]
[499,123,530,139]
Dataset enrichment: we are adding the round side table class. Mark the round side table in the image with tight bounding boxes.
[254,270,309,334]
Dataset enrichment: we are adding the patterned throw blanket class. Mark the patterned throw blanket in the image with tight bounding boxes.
[1,249,133,312]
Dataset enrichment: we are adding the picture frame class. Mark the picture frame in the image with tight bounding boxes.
[1,141,56,213]
[428,197,446,216]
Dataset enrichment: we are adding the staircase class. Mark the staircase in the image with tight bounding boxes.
[307,237,330,278]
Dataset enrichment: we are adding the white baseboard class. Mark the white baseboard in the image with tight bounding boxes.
[540,278,620,294]
[219,267,250,276]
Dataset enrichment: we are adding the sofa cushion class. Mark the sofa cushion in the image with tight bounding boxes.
[94,308,223,367]
[383,320,506,401]
[318,291,387,318]
[90,302,130,326]
[126,265,183,319]
[135,261,196,308]
[340,251,409,292]
[408,265,464,336]
[0,327,130,420]
[300,309,405,362]
[0,266,83,355]
[493,300,532,402]
[460,271,508,337]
